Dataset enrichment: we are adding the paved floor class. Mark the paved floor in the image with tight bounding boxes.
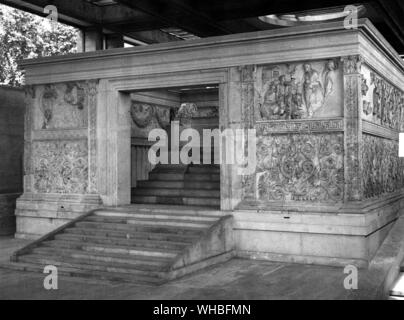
[0,237,357,300]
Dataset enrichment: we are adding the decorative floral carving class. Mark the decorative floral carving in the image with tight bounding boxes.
[362,134,404,198]
[255,133,344,202]
[32,140,88,194]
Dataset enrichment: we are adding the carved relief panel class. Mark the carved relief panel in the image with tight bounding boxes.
[32,140,88,194]
[130,101,171,138]
[253,132,344,202]
[362,134,404,198]
[33,82,89,130]
[361,65,404,131]
[255,59,343,121]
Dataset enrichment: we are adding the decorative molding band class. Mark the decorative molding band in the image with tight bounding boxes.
[32,129,88,141]
[256,118,344,135]
[362,120,399,141]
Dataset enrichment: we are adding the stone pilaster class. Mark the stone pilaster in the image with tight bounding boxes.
[342,55,364,202]
[23,85,35,194]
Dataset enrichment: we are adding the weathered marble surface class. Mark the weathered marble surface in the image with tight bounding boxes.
[361,65,404,131]
[32,140,88,194]
[33,83,89,130]
[362,134,404,198]
[255,60,343,121]
[254,133,344,202]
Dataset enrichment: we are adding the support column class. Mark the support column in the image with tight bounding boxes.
[342,55,364,202]
[106,34,125,49]
[83,27,104,52]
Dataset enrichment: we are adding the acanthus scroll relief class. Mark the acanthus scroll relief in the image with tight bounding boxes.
[362,134,404,198]
[253,133,344,202]
[255,59,342,121]
[32,140,88,194]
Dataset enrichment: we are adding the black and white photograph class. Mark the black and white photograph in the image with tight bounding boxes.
[0,0,404,305]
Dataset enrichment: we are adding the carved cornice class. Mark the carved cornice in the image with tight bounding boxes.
[256,118,344,135]
[362,120,399,141]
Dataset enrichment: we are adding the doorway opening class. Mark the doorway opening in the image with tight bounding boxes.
[129,85,220,208]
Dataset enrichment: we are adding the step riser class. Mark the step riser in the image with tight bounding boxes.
[55,234,188,250]
[75,222,205,235]
[132,188,219,198]
[149,173,220,181]
[18,256,166,278]
[65,228,199,242]
[32,248,169,267]
[132,196,220,207]
[85,216,214,227]
[94,211,220,222]
[137,181,220,190]
[42,241,178,258]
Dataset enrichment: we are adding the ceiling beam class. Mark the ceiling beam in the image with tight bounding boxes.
[114,0,233,37]
[373,0,404,54]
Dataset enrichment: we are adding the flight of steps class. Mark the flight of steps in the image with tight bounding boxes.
[132,163,220,207]
[389,262,404,300]
[1,206,234,285]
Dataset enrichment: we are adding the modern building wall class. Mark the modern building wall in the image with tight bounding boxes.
[0,86,25,236]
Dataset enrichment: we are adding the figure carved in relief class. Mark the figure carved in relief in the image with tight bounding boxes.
[64,83,85,110]
[361,76,369,96]
[40,85,58,129]
[302,63,324,117]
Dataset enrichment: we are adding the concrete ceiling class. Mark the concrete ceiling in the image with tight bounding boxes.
[2,0,404,54]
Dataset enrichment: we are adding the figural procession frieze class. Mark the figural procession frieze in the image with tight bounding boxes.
[255,59,343,121]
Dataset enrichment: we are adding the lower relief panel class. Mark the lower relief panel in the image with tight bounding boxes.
[243,132,344,203]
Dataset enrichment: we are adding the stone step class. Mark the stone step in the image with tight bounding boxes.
[55,233,189,250]
[94,210,221,222]
[188,166,220,174]
[75,220,206,235]
[132,195,220,207]
[32,246,171,266]
[137,180,220,190]
[153,164,188,172]
[42,239,180,258]
[1,261,164,285]
[149,172,184,181]
[18,254,167,278]
[184,173,220,181]
[116,204,222,216]
[132,187,219,198]
[85,215,213,228]
[149,172,220,181]
[64,226,200,242]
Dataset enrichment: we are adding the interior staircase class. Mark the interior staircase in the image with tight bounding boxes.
[132,163,220,207]
[1,205,234,285]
